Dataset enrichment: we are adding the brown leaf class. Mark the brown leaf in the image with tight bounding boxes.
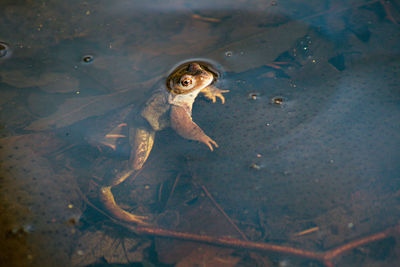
[0,71,79,93]
[37,73,79,93]
[71,230,150,266]
[1,71,38,88]
[0,134,81,266]
[25,76,161,131]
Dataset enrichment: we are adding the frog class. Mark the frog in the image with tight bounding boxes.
[99,61,229,225]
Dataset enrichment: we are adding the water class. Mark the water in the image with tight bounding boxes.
[1,0,399,266]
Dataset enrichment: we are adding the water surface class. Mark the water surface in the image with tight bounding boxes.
[0,0,399,266]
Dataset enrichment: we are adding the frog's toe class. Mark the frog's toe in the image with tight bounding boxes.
[121,213,150,225]
[128,214,150,225]
[201,136,218,151]
[99,186,151,225]
[210,139,219,149]
[216,94,225,104]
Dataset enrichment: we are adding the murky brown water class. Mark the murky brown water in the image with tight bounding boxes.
[1,0,400,266]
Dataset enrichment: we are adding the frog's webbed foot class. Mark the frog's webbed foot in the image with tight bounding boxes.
[99,184,149,225]
[201,85,230,104]
[96,123,127,151]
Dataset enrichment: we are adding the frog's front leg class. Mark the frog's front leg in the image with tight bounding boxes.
[170,105,218,151]
[201,85,229,104]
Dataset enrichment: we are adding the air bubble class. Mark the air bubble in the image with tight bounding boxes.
[0,42,10,58]
[271,96,285,106]
[225,51,233,57]
[248,92,260,100]
[250,163,261,170]
[81,55,94,63]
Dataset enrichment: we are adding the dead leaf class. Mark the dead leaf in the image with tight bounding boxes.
[25,76,161,131]
[71,230,150,266]
[0,71,79,93]
[156,187,243,265]
[0,134,80,266]
[0,71,38,88]
[26,92,133,130]
[0,89,17,106]
[38,73,79,93]
[206,21,309,72]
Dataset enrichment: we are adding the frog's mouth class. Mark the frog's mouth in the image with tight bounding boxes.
[166,61,219,95]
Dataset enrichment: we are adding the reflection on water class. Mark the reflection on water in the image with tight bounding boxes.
[0,0,399,266]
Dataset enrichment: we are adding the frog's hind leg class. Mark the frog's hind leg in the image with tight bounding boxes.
[99,170,149,225]
[130,127,155,170]
[99,127,155,225]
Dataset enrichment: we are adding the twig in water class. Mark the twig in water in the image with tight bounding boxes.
[201,185,248,241]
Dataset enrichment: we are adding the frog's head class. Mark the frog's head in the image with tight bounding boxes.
[166,61,218,95]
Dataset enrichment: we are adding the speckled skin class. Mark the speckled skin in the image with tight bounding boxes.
[100,61,229,224]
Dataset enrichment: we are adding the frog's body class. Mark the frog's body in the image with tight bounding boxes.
[100,61,229,225]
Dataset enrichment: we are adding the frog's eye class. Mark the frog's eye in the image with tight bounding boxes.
[180,75,194,89]
[181,79,191,86]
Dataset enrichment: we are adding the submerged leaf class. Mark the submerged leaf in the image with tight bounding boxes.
[1,71,79,93]
[37,73,79,93]
[71,230,150,266]
[0,134,80,266]
[207,21,309,72]
[26,76,161,131]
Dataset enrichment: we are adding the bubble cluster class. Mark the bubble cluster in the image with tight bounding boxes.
[292,35,312,59]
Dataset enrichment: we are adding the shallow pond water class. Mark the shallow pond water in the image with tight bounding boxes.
[1,0,400,266]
